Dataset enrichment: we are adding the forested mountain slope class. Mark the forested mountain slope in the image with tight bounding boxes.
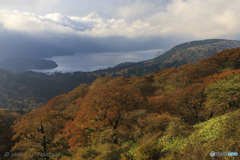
[0,69,78,110]
[90,39,240,77]
[1,39,240,111]
[0,57,58,72]
[7,48,240,160]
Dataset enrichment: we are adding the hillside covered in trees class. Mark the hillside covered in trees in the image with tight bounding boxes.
[89,39,240,77]
[1,39,239,111]
[0,57,58,73]
[0,69,82,111]
[3,48,240,160]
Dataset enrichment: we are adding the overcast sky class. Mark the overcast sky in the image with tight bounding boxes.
[0,0,240,58]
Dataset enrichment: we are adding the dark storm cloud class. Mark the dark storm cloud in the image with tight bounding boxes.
[0,31,185,59]
[0,32,72,59]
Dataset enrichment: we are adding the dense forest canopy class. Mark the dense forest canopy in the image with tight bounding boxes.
[1,39,240,112]
[2,47,239,159]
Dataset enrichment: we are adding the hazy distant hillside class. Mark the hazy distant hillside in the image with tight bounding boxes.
[2,39,240,111]
[0,57,58,72]
[95,39,240,77]
[151,39,240,65]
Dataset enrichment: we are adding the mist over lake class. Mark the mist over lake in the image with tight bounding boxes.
[33,49,164,73]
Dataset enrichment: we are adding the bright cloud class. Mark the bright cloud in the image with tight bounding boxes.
[146,0,240,38]
[0,0,60,12]
[0,10,75,37]
[0,0,240,39]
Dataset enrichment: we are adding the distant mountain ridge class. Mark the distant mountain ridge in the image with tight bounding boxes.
[89,39,240,77]
[22,39,240,84]
[0,57,58,72]
[85,11,110,20]
[1,39,240,111]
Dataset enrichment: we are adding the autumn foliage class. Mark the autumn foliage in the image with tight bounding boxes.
[9,48,240,159]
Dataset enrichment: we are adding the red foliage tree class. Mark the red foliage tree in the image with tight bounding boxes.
[168,83,206,124]
[65,80,147,149]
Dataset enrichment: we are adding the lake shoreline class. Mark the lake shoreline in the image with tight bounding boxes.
[31,49,164,73]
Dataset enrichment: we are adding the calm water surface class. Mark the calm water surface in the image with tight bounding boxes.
[33,49,164,73]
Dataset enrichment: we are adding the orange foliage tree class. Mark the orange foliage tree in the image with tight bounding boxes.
[168,83,206,124]
[11,94,77,159]
[65,78,148,149]
[11,110,69,159]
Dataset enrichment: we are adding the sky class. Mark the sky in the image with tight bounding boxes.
[0,0,240,59]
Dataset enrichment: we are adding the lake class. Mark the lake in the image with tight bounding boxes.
[33,49,164,73]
